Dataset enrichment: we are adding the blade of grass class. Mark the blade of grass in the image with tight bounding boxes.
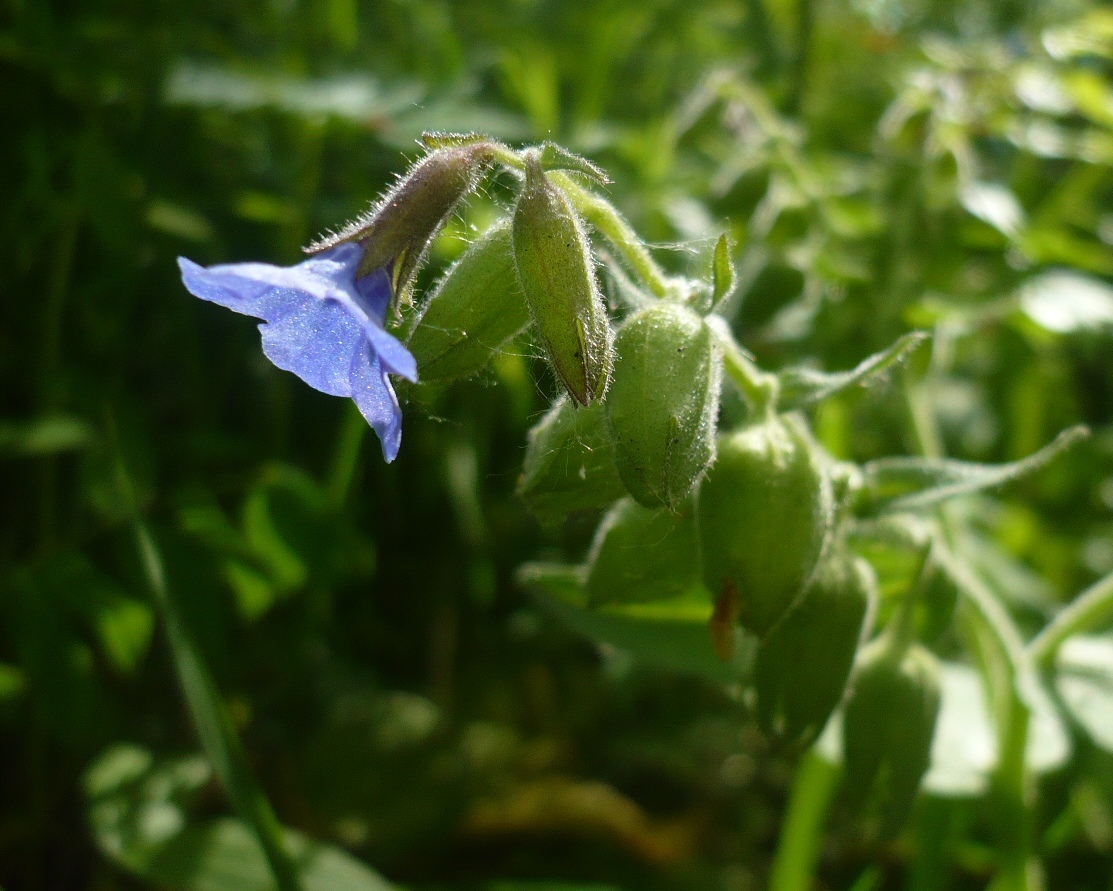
[117,452,303,891]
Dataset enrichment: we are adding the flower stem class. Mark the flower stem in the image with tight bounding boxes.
[705,315,779,415]
[768,750,840,891]
[328,402,367,508]
[1029,569,1113,667]
[548,171,672,298]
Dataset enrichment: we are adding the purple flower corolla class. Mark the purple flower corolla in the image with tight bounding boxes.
[178,242,418,462]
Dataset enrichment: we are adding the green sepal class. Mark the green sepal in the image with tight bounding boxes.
[842,639,942,835]
[517,397,626,525]
[536,143,610,185]
[586,497,701,607]
[755,551,876,745]
[914,550,959,644]
[606,302,722,510]
[407,221,531,381]
[697,414,834,637]
[512,156,614,406]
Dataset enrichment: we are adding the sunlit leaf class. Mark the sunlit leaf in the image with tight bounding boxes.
[1056,635,1113,753]
[1019,270,1113,333]
[0,416,93,457]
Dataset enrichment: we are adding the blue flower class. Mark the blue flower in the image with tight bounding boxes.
[179,242,418,462]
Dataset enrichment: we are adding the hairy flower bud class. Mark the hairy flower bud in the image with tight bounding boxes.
[755,551,876,744]
[843,640,942,834]
[585,497,701,607]
[407,221,531,381]
[512,156,613,406]
[606,302,722,511]
[517,397,626,524]
[308,139,497,298]
[915,550,959,644]
[697,415,833,637]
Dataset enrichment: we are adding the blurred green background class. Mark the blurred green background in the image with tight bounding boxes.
[3,0,1113,889]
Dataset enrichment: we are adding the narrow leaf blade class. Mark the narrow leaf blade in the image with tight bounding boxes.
[860,425,1089,515]
[777,332,929,410]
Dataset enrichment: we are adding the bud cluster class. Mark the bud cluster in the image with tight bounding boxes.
[285,135,1080,839]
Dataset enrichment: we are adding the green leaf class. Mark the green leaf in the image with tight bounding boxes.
[777,332,929,411]
[1055,635,1113,752]
[0,664,26,701]
[517,562,747,683]
[923,663,996,797]
[859,425,1089,515]
[85,746,394,891]
[0,415,93,457]
[1019,270,1113,333]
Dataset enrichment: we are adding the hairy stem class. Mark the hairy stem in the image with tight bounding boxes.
[549,171,672,298]
[1029,569,1113,667]
[705,315,779,416]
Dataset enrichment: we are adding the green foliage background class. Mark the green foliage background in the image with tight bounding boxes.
[3,0,1113,889]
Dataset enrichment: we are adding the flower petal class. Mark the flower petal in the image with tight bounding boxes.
[350,343,403,463]
[258,295,364,397]
[177,243,364,316]
[350,268,419,382]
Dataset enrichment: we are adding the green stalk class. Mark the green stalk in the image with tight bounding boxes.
[1029,569,1113,667]
[905,368,1037,888]
[986,696,1033,891]
[327,402,368,508]
[768,750,840,891]
[548,171,672,298]
[705,315,779,415]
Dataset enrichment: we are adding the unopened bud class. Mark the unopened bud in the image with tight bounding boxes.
[607,302,722,510]
[308,139,497,298]
[517,396,625,524]
[585,497,700,607]
[755,551,876,744]
[512,156,613,405]
[408,221,531,381]
[843,640,942,834]
[697,415,834,637]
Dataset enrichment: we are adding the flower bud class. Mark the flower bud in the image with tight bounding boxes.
[586,497,700,607]
[755,551,876,744]
[407,221,531,381]
[915,551,959,644]
[308,139,497,297]
[512,156,613,406]
[843,640,942,834]
[606,302,722,511]
[517,396,626,525]
[697,415,833,637]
